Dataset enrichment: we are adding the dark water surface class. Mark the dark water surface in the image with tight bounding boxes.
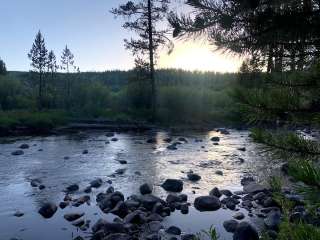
[0,129,280,240]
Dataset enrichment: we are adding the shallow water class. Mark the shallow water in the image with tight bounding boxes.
[0,129,280,240]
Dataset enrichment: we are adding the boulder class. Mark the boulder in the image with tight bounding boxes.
[161,179,183,192]
[223,220,238,233]
[210,137,220,142]
[166,226,182,235]
[38,202,57,219]
[194,196,221,211]
[233,222,259,240]
[209,187,222,198]
[140,183,153,195]
[65,184,79,192]
[90,178,103,188]
[243,182,267,194]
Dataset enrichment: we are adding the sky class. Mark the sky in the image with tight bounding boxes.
[0,0,242,72]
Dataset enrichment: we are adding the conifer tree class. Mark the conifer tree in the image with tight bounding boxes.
[28,31,48,110]
[111,0,173,121]
[61,45,75,108]
[0,58,7,75]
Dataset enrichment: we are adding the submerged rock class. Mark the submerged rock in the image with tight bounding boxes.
[210,137,220,142]
[187,173,201,182]
[38,202,57,219]
[194,196,221,211]
[11,150,24,156]
[19,144,29,149]
[166,226,181,235]
[161,179,183,192]
[14,211,24,217]
[64,213,84,222]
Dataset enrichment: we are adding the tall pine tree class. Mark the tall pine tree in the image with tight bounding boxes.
[111,0,173,121]
[28,31,48,110]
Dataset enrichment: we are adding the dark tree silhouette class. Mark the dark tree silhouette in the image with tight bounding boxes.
[169,0,320,72]
[0,58,7,75]
[28,31,48,109]
[111,0,173,121]
[61,45,75,107]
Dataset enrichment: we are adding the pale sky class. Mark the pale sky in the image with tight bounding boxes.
[0,0,242,72]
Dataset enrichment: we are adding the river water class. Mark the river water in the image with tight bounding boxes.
[0,129,281,240]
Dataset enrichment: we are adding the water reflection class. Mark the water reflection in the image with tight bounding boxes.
[0,129,280,240]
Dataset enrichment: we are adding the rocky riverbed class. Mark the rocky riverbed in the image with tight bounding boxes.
[0,128,288,240]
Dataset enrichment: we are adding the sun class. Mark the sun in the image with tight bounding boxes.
[158,41,242,72]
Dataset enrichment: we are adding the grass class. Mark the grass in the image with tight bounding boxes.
[0,110,68,133]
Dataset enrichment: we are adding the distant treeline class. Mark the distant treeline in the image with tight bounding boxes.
[0,69,242,126]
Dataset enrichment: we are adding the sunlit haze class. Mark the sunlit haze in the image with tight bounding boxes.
[0,0,241,72]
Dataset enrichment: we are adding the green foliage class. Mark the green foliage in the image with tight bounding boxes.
[193,225,219,240]
[268,176,283,193]
[0,110,67,131]
[250,128,320,157]
[278,221,320,240]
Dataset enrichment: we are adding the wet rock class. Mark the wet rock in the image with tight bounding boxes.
[104,233,131,240]
[233,222,259,240]
[178,137,188,143]
[84,186,92,193]
[180,203,189,214]
[233,212,245,220]
[59,201,69,209]
[135,171,142,176]
[140,194,163,210]
[73,237,84,240]
[106,132,115,137]
[118,160,127,164]
[90,178,103,188]
[98,191,124,211]
[167,144,178,150]
[181,234,197,240]
[194,196,221,211]
[14,211,24,217]
[125,199,140,210]
[110,201,129,218]
[210,137,220,142]
[215,170,223,176]
[240,177,255,186]
[30,179,42,187]
[140,183,153,195]
[124,210,147,224]
[115,168,126,175]
[38,202,57,219]
[237,147,246,151]
[38,185,45,190]
[147,138,157,143]
[164,137,172,143]
[220,189,233,197]
[253,192,267,201]
[111,138,118,142]
[65,184,79,193]
[166,226,181,235]
[209,187,222,198]
[223,219,238,233]
[19,144,29,149]
[64,212,84,222]
[264,211,281,230]
[92,219,126,234]
[187,173,201,182]
[243,182,267,194]
[11,150,24,156]
[64,156,70,160]
[217,128,230,135]
[82,150,88,154]
[281,163,289,175]
[161,179,183,192]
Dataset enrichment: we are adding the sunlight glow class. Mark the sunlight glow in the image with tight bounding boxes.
[158,41,242,73]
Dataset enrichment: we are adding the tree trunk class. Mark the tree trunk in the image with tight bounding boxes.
[39,71,43,110]
[147,0,156,122]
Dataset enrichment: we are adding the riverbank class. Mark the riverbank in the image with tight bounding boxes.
[0,110,245,137]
